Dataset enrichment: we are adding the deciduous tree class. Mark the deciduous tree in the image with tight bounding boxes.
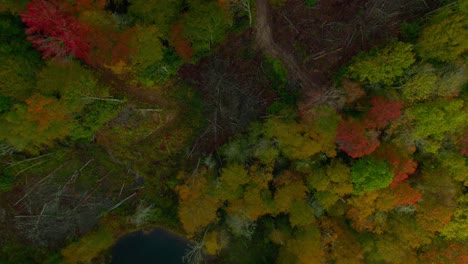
[347,41,415,85]
[20,0,90,61]
[169,22,193,61]
[127,0,181,35]
[0,13,42,100]
[277,225,324,264]
[176,172,221,235]
[419,240,468,264]
[417,2,468,62]
[336,119,380,158]
[0,95,70,153]
[373,143,417,187]
[365,96,402,129]
[263,118,322,160]
[303,105,341,157]
[351,158,393,195]
[183,0,231,58]
[130,25,164,74]
[441,194,468,241]
[406,99,466,153]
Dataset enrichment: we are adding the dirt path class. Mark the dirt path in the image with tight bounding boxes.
[255,0,320,91]
[98,68,177,110]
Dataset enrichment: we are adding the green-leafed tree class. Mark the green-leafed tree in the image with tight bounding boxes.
[401,66,439,103]
[130,25,164,75]
[274,176,308,214]
[347,41,415,85]
[262,117,321,160]
[417,2,468,62]
[304,105,341,157]
[402,64,467,103]
[36,60,106,113]
[351,157,393,195]
[405,99,467,153]
[276,225,324,264]
[289,200,315,227]
[441,194,468,241]
[69,101,121,141]
[0,12,42,100]
[0,94,71,153]
[183,0,231,58]
[127,0,181,35]
[217,163,250,201]
[308,160,353,209]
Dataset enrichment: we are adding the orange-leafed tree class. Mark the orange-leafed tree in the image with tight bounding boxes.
[416,197,455,233]
[392,182,422,206]
[25,94,71,131]
[419,241,468,264]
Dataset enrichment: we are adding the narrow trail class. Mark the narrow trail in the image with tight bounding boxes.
[255,0,320,91]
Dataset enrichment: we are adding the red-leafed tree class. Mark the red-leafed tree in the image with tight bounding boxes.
[84,26,134,67]
[365,96,403,129]
[169,22,193,61]
[374,143,418,188]
[457,133,468,156]
[20,0,90,61]
[336,119,380,158]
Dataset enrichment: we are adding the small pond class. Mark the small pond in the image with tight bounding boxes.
[111,228,191,264]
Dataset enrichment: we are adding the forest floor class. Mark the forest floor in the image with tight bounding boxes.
[255,0,321,91]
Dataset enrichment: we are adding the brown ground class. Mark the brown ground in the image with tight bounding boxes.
[255,0,321,91]
[255,0,430,105]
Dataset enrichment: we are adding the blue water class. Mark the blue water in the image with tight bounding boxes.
[111,228,191,264]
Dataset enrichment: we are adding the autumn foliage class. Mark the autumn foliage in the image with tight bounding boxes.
[169,23,193,61]
[25,94,70,131]
[457,133,468,156]
[374,143,418,187]
[365,96,402,129]
[336,119,380,158]
[20,0,90,61]
[419,242,468,264]
[392,182,422,206]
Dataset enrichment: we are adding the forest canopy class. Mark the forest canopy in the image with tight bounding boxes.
[0,0,467,264]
